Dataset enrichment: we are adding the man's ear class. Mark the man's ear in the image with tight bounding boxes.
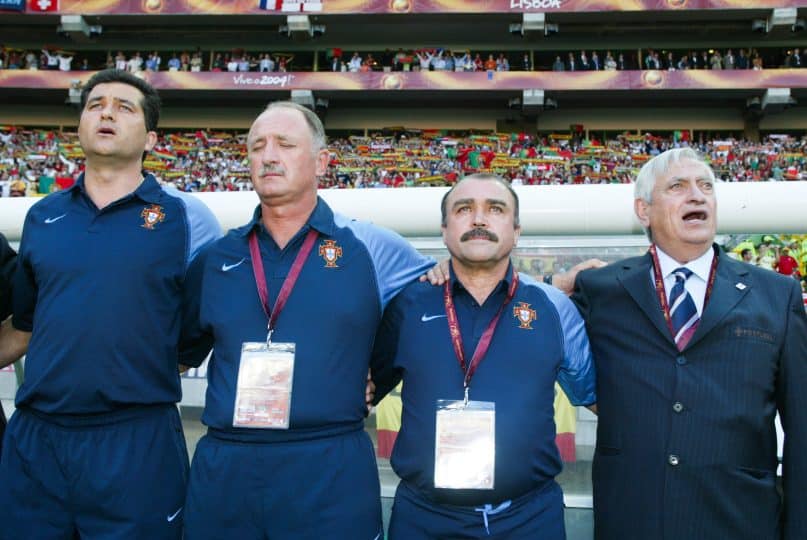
[634,198,650,228]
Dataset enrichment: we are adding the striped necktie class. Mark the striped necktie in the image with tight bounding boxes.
[669,267,698,350]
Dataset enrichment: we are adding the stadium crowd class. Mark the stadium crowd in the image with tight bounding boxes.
[1,46,805,73]
[1,126,804,198]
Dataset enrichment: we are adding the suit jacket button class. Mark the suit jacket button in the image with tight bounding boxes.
[668,454,680,466]
[675,356,687,365]
[673,402,684,413]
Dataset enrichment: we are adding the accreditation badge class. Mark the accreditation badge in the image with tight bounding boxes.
[232,342,295,429]
[434,400,495,490]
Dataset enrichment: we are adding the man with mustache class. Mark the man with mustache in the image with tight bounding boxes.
[0,69,220,539]
[566,148,807,539]
[370,173,596,539]
[178,101,434,540]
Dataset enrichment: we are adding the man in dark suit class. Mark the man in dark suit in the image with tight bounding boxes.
[569,148,806,540]
[0,233,17,448]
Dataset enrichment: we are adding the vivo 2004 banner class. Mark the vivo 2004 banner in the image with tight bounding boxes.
[23,0,805,15]
[1,69,807,91]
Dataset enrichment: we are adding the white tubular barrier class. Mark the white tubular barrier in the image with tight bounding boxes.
[1,182,805,241]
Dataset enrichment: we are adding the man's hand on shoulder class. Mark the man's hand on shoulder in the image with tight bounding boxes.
[419,258,450,286]
[552,258,608,295]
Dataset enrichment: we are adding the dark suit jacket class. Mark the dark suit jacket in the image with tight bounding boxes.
[573,246,806,540]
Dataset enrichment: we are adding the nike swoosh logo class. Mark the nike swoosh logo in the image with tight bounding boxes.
[44,214,66,224]
[421,313,447,322]
[221,258,246,272]
[166,507,182,522]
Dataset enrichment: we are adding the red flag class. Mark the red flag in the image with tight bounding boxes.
[29,0,58,11]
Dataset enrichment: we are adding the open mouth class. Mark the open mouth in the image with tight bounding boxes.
[97,127,116,135]
[682,211,707,222]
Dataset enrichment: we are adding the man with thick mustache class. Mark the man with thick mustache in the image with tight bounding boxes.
[178,101,434,540]
[568,148,807,539]
[370,173,596,539]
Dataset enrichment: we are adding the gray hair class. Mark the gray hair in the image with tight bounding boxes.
[261,100,327,153]
[634,147,715,203]
[634,148,717,241]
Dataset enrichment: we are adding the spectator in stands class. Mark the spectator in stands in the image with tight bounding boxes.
[211,53,227,72]
[617,53,628,70]
[167,53,181,71]
[552,55,565,71]
[664,51,676,70]
[496,52,509,71]
[180,51,191,71]
[9,181,26,197]
[57,51,73,71]
[724,49,735,69]
[756,242,777,270]
[190,51,203,72]
[741,248,753,263]
[709,50,722,69]
[41,47,59,70]
[775,246,800,278]
[127,51,143,73]
[699,50,710,69]
[591,51,601,70]
[566,52,577,71]
[259,53,275,72]
[226,54,238,72]
[521,52,531,71]
[736,48,749,69]
[580,50,591,70]
[604,51,617,71]
[786,48,803,68]
[145,52,159,71]
[348,51,362,72]
[115,51,127,70]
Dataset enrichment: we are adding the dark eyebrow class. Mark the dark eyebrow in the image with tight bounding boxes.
[486,198,508,207]
[451,198,474,209]
[452,197,509,208]
[86,96,138,109]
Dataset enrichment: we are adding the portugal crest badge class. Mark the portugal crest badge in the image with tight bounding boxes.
[318,239,342,268]
[140,204,165,230]
[513,302,536,329]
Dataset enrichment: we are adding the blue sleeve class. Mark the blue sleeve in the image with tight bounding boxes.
[11,209,38,332]
[165,188,222,269]
[535,278,596,406]
[178,245,214,367]
[335,215,434,310]
[370,290,405,404]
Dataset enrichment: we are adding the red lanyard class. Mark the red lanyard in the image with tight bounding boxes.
[443,267,519,397]
[248,228,318,340]
[649,244,718,338]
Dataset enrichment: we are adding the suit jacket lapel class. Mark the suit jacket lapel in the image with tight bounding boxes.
[686,248,750,349]
[617,252,675,346]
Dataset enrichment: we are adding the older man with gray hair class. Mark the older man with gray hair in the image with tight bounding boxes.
[566,147,806,540]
